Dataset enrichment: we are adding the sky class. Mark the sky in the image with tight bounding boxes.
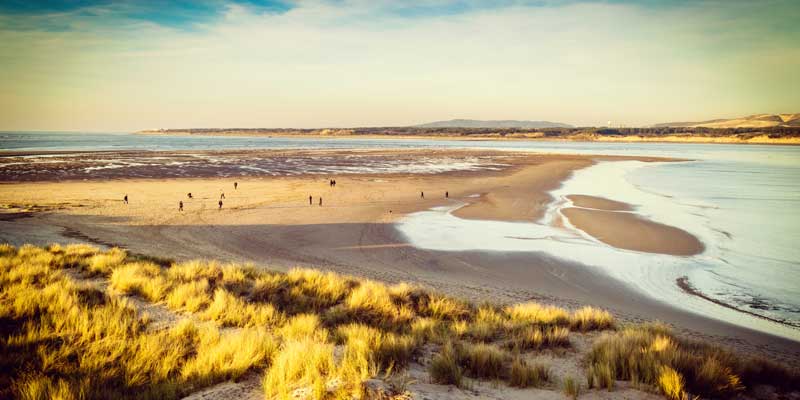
[0,0,798,131]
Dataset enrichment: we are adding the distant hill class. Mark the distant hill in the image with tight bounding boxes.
[655,113,800,128]
[415,119,573,129]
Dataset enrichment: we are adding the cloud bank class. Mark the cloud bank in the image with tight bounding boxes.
[1,0,798,131]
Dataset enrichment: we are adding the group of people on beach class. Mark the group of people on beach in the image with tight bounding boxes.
[124,178,450,214]
[309,178,340,206]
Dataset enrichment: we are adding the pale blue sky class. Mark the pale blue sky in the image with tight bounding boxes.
[1,0,798,131]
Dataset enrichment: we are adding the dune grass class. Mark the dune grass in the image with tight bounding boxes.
[428,342,463,387]
[508,357,549,388]
[587,323,800,399]
[4,244,797,400]
[507,325,571,351]
[562,375,580,399]
[0,245,261,400]
[0,244,644,399]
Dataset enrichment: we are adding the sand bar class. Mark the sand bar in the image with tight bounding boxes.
[566,194,634,211]
[561,207,705,256]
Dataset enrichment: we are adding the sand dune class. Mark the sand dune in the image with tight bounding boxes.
[656,112,800,128]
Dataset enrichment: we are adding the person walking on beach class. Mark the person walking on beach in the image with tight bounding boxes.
[420,191,424,199]
[309,195,313,205]
[234,182,238,190]
[445,191,449,199]
[123,195,128,204]
[319,197,323,206]
[179,201,183,211]
[188,192,193,199]
[218,200,223,210]
[220,192,225,200]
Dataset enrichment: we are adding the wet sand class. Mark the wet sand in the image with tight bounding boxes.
[0,148,797,367]
[566,194,633,211]
[562,207,705,256]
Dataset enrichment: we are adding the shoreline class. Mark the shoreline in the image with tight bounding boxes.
[1,148,798,367]
[677,276,799,329]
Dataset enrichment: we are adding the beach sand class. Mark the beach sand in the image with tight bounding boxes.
[562,207,705,256]
[1,148,798,370]
[566,194,633,211]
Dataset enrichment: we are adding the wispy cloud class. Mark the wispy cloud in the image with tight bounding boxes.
[1,0,798,131]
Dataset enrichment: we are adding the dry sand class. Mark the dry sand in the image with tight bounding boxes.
[1,148,798,373]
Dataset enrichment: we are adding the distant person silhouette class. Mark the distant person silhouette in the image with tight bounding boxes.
[220,192,225,200]
[234,182,238,190]
[309,195,312,205]
[123,195,128,204]
[218,200,223,209]
[329,179,333,187]
[319,197,323,206]
[333,179,336,187]
[446,191,449,198]
[179,201,183,211]
[420,191,424,199]
[187,193,193,199]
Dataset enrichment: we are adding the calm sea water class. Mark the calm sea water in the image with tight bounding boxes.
[3,131,799,338]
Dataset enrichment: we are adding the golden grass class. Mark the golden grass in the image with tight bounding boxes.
[507,325,570,351]
[657,366,687,400]
[201,288,282,327]
[509,358,549,388]
[86,247,127,275]
[181,325,277,386]
[587,323,800,398]
[421,294,471,321]
[110,262,170,302]
[0,244,663,399]
[506,302,570,326]
[456,342,509,380]
[280,313,329,342]
[428,342,463,387]
[562,375,580,399]
[263,338,338,399]
[0,245,239,399]
[336,324,416,371]
[165,279,211,312]
[463,305,506,341]
[570,306,614,331]
[338,280,414,328]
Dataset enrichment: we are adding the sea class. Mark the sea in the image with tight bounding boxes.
[2,131,799,340]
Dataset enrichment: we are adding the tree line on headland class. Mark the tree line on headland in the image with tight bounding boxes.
[140,126,800,139]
